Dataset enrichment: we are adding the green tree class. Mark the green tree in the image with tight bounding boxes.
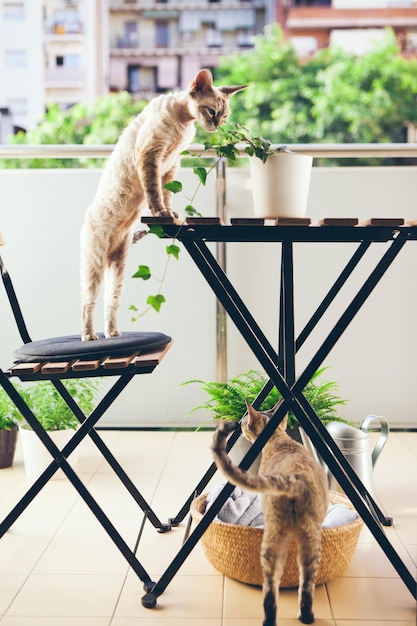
[216,24,417,152]
[0,91,146,169]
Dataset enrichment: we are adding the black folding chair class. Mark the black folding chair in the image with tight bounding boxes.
[0,232,173,591]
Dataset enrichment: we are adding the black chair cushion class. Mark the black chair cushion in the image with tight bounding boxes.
[14,331,172,363]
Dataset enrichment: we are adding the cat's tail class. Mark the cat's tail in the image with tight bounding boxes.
[211,421,298,496]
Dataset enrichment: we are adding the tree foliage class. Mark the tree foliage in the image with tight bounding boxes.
[0,91,146,169]
[216,25,417,150]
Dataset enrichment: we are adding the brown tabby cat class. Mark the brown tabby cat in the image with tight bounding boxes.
[80,69,245,341]
[211,401,329,625]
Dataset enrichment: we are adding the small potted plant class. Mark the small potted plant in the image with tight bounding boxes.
[19,378,99,480]
[204,123,313,220]
[0,384,24,469]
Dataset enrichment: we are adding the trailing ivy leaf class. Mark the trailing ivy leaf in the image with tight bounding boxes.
[132,265,151,280]
[163,180,182,193]
[166,244,180,260]
[218,144,238,162]
[185,204,202,217]
[129,304,138,312]
[147,294,166,313]
[148,225,165,238]
[193,167,207,186]
[244,146,255,157]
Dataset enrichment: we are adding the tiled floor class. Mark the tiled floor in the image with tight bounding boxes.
[0,429,416,626]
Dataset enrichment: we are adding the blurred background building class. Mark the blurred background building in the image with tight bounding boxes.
[0,0,416,139]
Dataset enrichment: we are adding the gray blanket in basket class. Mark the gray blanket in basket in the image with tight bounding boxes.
[206,482,358,528]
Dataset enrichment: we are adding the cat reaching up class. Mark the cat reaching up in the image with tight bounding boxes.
[80,69,245,341]
[211,401,329,626]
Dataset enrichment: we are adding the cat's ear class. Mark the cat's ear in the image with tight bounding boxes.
[270,399,288,431]
[245,399,260,428]
[190,69,213,93]
[219,84,247,97]
[279,413,288,431]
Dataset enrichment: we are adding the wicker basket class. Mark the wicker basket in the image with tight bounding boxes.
[190,490,363,588]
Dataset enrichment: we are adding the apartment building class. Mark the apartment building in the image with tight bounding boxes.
[275,0,417,57]
[0,0,106,136]
[108,1,272,96]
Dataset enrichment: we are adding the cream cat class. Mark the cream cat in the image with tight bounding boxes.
[79,69,245,341]
[211,402,329,625]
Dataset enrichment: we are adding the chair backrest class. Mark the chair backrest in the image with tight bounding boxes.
[0,233,32,344]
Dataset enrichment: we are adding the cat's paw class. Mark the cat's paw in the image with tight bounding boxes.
[82,333,98,341]
[153,209,179,219]
[105,330,122,339]
[298,610,315,624]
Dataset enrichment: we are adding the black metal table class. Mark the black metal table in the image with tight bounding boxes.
[139,217,416,607]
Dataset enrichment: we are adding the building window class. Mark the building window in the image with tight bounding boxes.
[3,2,24,20]
[156,21,169,48]
[123,21,138,48]
[206,28,223,47]
[128,65,140,93]
[7,98,27,116]
[55,54,80,68]
[5,50,26,67]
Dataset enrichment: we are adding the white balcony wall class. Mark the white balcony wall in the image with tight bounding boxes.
[1,164,417,428]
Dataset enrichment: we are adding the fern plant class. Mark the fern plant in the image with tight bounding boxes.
[184,367,350,429]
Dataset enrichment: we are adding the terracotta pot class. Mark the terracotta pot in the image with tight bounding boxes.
[0,426,18,469]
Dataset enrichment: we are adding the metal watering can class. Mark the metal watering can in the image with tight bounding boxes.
[300,415,389,496]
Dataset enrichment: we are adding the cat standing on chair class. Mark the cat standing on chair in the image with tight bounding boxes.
[80,69,245,341]
[211,401,329,626]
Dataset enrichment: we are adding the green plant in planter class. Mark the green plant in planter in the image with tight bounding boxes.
[0,383,24,430]
[22,378,99,431]
[184,367,350,430]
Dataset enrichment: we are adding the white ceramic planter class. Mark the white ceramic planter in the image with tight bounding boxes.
[249,150,313,219]
[19,424,79,480]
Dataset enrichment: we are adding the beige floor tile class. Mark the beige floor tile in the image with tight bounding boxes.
[32,535,130,575]
[342,541,415,578]
[71,472,160,515]
[326,577,417,621]
[0,618,110,626]
[224,620,335,626]
[0,574,27,614]
[110,615,221,626]
[136,524,221,578]
[335,622,415,626]
[7,574,125,617]
[114,571,223,619]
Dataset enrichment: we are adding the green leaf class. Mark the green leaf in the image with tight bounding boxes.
[148,225,165,238]
[166,244,180,260]
[146,294,166,313]
[132,265,151,280]
[185,204,202,217]
[193,167,207,185]
[129,304,138,312]
[163,180,182,193]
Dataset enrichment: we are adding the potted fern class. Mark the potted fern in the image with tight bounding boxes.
[184,368,349,471]
[18,378,99,480]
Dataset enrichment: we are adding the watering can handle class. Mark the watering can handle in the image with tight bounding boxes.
[360,414,390,467]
